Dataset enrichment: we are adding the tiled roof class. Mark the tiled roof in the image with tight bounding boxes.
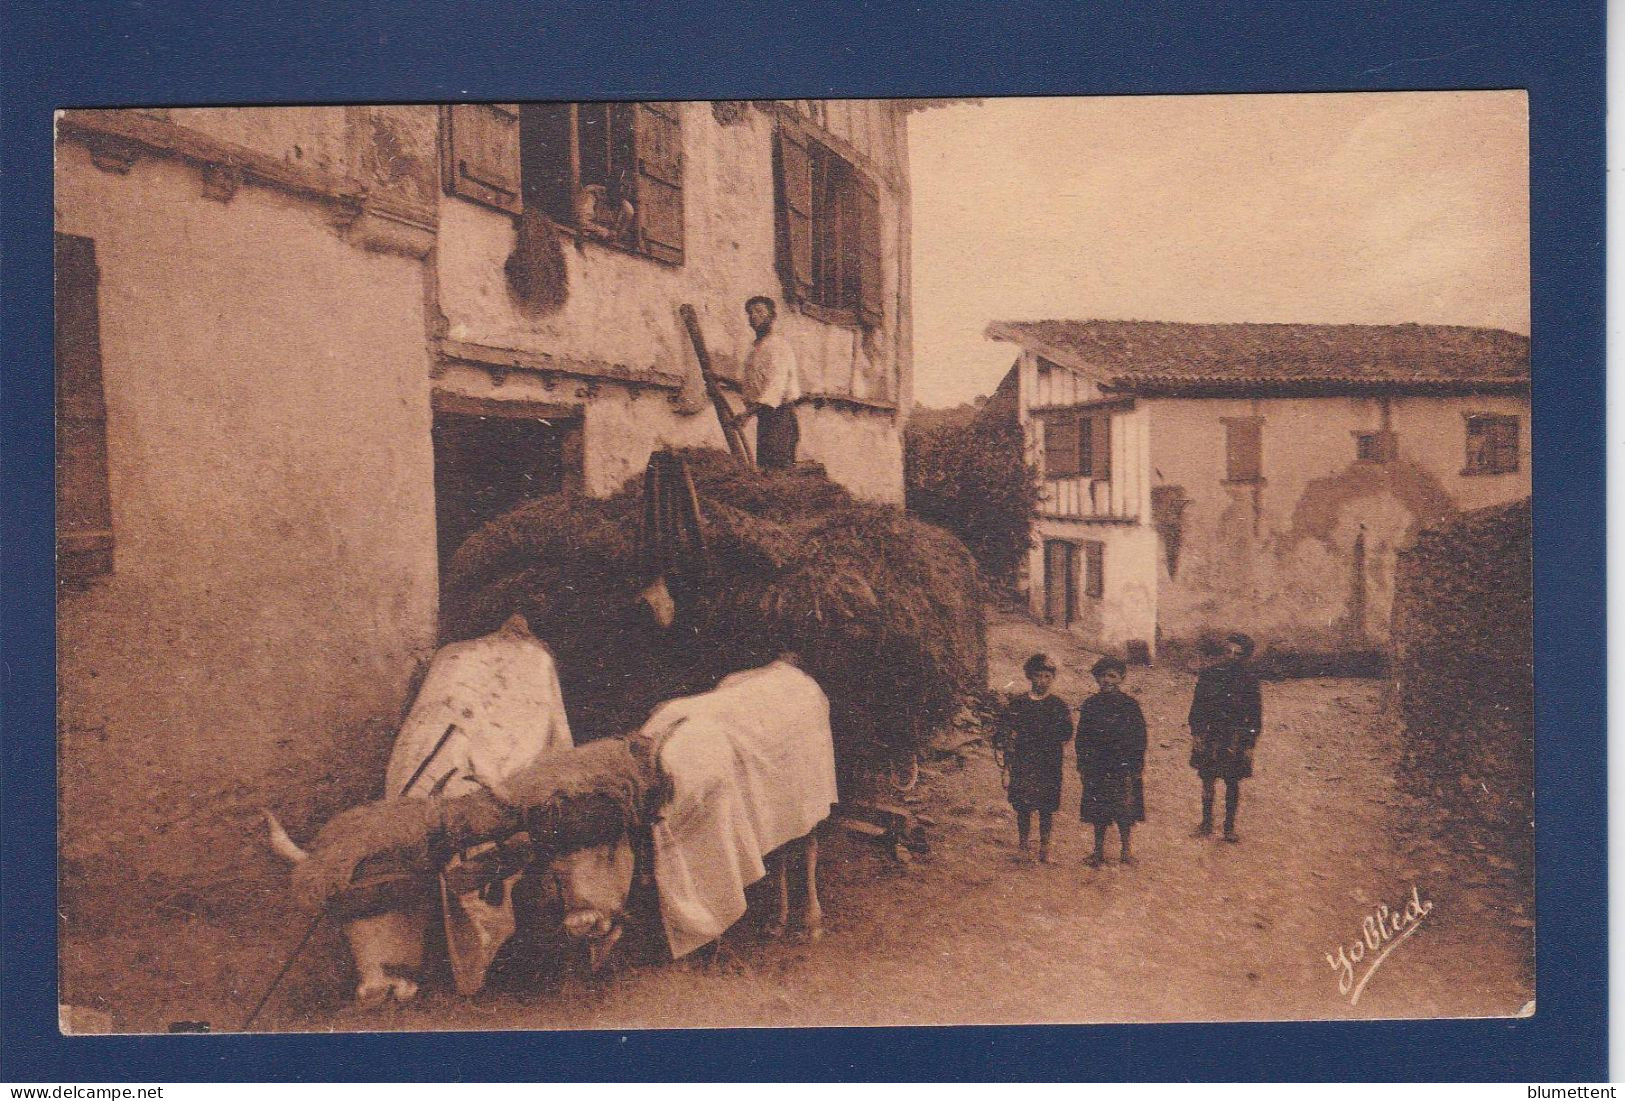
[985,320,1530,396]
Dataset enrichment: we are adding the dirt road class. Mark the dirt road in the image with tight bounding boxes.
[276,611,1530,1032]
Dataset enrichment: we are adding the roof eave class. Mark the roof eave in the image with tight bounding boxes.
[983,322,1108,381]
[1109,376,1532,398]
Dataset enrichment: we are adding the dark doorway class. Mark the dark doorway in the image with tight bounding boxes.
[1043,539,1079,627]
[431,400,583,589]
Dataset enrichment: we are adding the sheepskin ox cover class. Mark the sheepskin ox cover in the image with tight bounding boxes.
[386,615,575,799]
[289,739,652,914]
[640,660,838,958]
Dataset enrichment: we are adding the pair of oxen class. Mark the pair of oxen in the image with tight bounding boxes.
[265,614,836,1008]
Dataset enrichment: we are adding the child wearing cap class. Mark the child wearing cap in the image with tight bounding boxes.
[1075,655,1148,867]
[998,653,1072,863]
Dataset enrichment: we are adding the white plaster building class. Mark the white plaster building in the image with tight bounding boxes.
[985,319,1531,663]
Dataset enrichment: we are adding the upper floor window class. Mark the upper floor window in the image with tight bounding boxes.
[773,125,883,327]
[440,102,684,264]
[1464,413,1519,475]
[1043,411,1111,481]
[1355,429,1397,463]
[1223,417,1263,483]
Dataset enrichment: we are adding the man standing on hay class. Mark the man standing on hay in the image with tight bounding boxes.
[735,295,801,469]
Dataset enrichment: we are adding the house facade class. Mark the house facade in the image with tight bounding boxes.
[986,320,1531,664]
[53,101,913,896]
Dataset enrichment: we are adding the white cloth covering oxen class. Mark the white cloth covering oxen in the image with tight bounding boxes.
[370,614,575,1002]
[557,659,838,962]
[386,616,573,800]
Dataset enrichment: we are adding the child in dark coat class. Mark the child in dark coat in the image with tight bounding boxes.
[999,653,1072,864]
[1075,655,1148,867]
[1188,631,1263,842]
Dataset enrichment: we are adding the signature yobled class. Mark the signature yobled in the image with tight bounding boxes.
[1326,885,1435,1006]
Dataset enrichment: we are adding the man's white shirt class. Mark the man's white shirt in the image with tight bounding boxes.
[743,331,801,408]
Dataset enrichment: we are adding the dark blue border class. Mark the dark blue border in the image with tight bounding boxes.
[2,0,1604,1082]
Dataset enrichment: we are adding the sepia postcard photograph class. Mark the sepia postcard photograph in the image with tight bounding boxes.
[52,89,1535,1037]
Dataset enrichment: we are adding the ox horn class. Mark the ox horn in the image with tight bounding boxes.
[262,809,310,864]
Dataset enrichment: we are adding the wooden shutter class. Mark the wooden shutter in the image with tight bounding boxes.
[1491,417,1519,472]
[774,126,814,302]
[809,149,835,304]
[1465,420,1487,472]
[634,102,684,264]
[1044,414,1082,478]
[440,104,523,214]
[1224,418,1262,482]
[1088,413,1112,480]
[1084,541,1105,599]
[1044,540,1069,625]
[832,160,861,309]
[55,233,114,582]
[855,170,884,327]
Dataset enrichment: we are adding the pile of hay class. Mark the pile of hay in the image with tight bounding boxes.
[442,448,987,775]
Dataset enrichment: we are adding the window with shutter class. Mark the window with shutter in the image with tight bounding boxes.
[1044,414,1083,478]
[55,233,114,583]
[1223,417,1263,483]
[459,102,685,263]
[633,102,683,263]
[1464,414,1519,474]
[775,122,883,326]
[440,104,524,214]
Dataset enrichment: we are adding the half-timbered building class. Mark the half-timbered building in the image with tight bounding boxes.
[986,319,1532,663]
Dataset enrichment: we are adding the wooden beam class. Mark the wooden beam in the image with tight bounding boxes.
[1029,396,1136,415]
[437,337,686,391]
[431,390,582,421]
